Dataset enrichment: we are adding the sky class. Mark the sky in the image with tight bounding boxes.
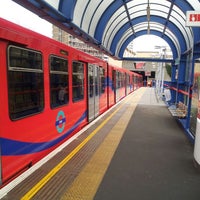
[0,0,169,52]
[0,0,52,37]
[131,35,169,52]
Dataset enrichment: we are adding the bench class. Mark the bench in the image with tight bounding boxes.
[168,102,187,118]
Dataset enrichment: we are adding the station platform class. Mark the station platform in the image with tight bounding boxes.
[1,87,200,200]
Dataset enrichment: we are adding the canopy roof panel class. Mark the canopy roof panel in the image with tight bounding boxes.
[13,0,200,60]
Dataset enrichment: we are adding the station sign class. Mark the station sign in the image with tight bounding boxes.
[145,71,151,76]
[186,11,200,27]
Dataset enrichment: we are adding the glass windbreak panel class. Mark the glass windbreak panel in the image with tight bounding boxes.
[190,62,200,135]
[50,56,69,108]
[8,46,44,120]
[72,61,84,102]
[185,54,193,82]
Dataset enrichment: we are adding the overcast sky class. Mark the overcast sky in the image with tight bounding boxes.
[131,35,169,52]
[0,0,169,52]
[0,0,52,37]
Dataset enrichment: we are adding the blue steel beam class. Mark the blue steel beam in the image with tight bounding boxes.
[122,57,173,63]
[162,0,175,37]
[59,0,76,21]
[122,0,135,35]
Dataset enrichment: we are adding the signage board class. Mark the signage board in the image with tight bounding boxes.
[145,71,151,76]
[186,11,200,27]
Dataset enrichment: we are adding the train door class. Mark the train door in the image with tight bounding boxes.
[190,61,200,135]
[88,64,100,122]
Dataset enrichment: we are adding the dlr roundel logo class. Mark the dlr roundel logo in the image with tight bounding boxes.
[55,110,66,133]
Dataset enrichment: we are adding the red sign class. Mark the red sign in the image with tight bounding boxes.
[145,71,151,76]
[135,62,144,69]
[186,11,200,27]
[189,14,200,22]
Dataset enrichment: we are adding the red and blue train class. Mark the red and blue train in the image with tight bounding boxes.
[0,17,142,185]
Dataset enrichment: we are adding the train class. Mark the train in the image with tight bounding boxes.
[0,17,143,186]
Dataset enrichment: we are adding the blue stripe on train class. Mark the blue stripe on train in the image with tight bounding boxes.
[0,111,87,156]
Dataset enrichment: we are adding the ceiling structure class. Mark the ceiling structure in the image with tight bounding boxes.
[12,0,200,61]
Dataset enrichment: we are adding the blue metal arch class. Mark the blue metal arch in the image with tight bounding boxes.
[12,0,199,60]
[94,1,124,42]
[173,0,194,13]
[78,0,106,34]
[119,30,178,59]
[59,0,77,21]
[192,27,200,43]
[95,0,192,43]
[88,1,105,34]
[110,15,187,56]
[102,8,128,46]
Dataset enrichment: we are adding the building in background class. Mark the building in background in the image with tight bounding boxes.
[123,47,172,85]
[53,26,136,68]
[53,26,104,60]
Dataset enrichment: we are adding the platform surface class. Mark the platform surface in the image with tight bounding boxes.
[95,88,200,200]
[1,88,200,200]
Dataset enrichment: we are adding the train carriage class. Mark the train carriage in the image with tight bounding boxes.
[107,65,116,108]
[0,17,142,185]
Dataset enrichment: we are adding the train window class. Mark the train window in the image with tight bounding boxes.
[100,67,105,94]
[8,46,44,120]
[122,73,125,87]
[72,61,84,102]
[127,74,130,85]
[50,56,69,108]
[112,70,115,90]
[117,71,122,89]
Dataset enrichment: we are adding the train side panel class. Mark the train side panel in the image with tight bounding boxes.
[0,18,142,185]
[0,18,89,183]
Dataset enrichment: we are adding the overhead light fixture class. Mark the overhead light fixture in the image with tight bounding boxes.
[147,24,150,34]
[147,5,150,21]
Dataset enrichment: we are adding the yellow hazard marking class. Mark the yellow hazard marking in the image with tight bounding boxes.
[61,88,145,199]
[21,88,145,200]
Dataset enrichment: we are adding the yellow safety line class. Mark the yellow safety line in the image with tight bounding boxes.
[61,89,145,199]
[21,95,131,200]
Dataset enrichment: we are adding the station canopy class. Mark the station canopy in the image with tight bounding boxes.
[13,0,200,60]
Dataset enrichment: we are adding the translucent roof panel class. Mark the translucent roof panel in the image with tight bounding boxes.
[13,0,200,59]
[116,22,181,58]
